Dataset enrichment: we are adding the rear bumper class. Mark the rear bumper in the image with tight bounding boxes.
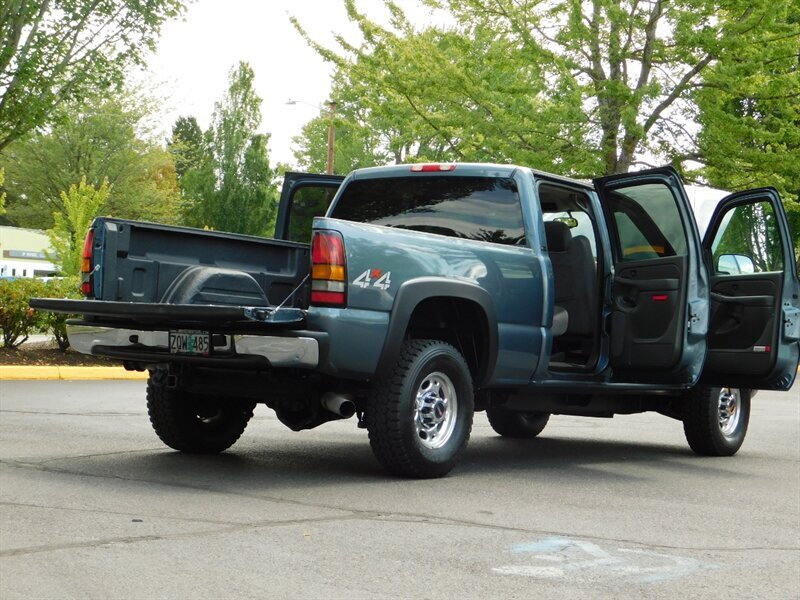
[68,324,319,369]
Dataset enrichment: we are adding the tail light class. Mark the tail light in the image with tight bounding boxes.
[80,228,95,296]
[311,230,346,307]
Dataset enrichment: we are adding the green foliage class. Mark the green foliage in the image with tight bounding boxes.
[0,276,80,349]
[168,116,206,179]
[713,201,784,272]
[0,166,5,215]
[293,0,796,178]
[180,63,279,236]
[47,178,110,276]
[694,3,800,262]
[292,97,391,173]
[0,277,44,348]
[3,93,182,229]
[0,0,186,152]
[38,277,82,351]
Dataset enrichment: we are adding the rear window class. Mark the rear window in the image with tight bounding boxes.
[330,175,525,245]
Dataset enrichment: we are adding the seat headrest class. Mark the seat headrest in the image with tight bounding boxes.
[545,221,571,252]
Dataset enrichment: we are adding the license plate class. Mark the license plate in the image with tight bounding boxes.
[169,331,210,356]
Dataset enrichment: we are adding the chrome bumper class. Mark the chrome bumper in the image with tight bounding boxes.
[67,324,319,369]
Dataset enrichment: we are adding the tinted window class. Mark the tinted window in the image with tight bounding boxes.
[286,185,339,243]
[331,176,525,245]
[608,183,688,261]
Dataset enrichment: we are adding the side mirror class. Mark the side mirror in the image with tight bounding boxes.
[554,216,579,228]
[716,253,755,275]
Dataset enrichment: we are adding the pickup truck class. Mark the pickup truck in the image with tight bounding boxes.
[32,163,800,478]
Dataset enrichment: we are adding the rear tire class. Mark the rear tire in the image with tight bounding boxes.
[682,387,750,456]
[366,340,474,478]
[146,370,254,454]
[486,406,550,438]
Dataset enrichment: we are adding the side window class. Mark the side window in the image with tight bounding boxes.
[710,199,783,274]
[607,183,688,261]
[286,185,339,243]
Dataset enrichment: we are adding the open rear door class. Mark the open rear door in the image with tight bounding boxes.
[274,172,345,243]
[699,188,799,390]
[594,167,708,385]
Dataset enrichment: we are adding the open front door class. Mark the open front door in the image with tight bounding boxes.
[700,188,799,390]
[594,167,708,384]
[274,172,345,242]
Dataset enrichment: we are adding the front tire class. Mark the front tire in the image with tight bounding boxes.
[486,406,550,438]
[682,387,750,456]
[366,340,474,478]
[146,370,255,454]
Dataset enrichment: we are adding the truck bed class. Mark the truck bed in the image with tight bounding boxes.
[87,217,310,307]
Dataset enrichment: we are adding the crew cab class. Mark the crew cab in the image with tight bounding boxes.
[32,163,800,478]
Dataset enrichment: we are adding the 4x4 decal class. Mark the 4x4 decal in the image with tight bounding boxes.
[352,268,392,290]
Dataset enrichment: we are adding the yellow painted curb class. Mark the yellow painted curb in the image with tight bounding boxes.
[0,366,148,381]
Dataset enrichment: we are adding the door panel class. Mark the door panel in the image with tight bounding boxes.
[610,257,687,369]
[274,172,345,242]
[595,167,707,384]
[700,189,799,389]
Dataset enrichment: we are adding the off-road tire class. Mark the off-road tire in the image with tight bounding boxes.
[486,406,550,438]
[682,386,750,457]
[366,339,474,478]
[146,370,254,453]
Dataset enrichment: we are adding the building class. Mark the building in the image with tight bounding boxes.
[0,226,59,278]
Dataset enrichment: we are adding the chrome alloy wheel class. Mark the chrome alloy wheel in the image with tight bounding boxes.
[717,387,741,437]
[414,371,458,449]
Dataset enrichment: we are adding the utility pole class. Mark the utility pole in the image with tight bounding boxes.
[326,101,337,175]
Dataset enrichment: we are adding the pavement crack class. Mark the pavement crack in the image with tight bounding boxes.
[0,500,244,527]
[0,514,367,558]
[0,448,166,467]
[0,409,143,417]
[368,514,800,553]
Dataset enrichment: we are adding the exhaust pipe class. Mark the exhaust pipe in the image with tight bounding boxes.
[321,392,356,418]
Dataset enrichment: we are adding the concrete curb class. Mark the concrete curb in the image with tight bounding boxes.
[0,366,148,381]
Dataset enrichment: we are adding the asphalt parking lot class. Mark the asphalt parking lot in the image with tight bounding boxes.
[1,380,798,599]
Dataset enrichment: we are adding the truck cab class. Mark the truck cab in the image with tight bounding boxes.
[283,165,799,391]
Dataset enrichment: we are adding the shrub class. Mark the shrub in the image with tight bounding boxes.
[0,278,46,348]
[39,277,82,351]
[0,277,81,349]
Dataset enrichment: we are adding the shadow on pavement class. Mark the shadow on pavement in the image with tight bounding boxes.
[37,428,746,493]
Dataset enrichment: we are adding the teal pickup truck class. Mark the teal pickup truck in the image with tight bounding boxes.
[32,163,800,478]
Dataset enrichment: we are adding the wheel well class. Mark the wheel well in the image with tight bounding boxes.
[405,296,490,382]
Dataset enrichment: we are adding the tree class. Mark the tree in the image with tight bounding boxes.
[168,116,206,179]
[0,0,185,152]
[0,167,6,215]
[694,4,800,261]
[2,93,181,229]
[181,62,278,236]
[294,0,797,178]
[47,177,110,276]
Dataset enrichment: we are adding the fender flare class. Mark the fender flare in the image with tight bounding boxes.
[376,277,499,386]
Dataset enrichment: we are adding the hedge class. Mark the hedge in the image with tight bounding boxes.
[0,277,81,350]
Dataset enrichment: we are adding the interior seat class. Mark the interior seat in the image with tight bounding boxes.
[544,221,596,337]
